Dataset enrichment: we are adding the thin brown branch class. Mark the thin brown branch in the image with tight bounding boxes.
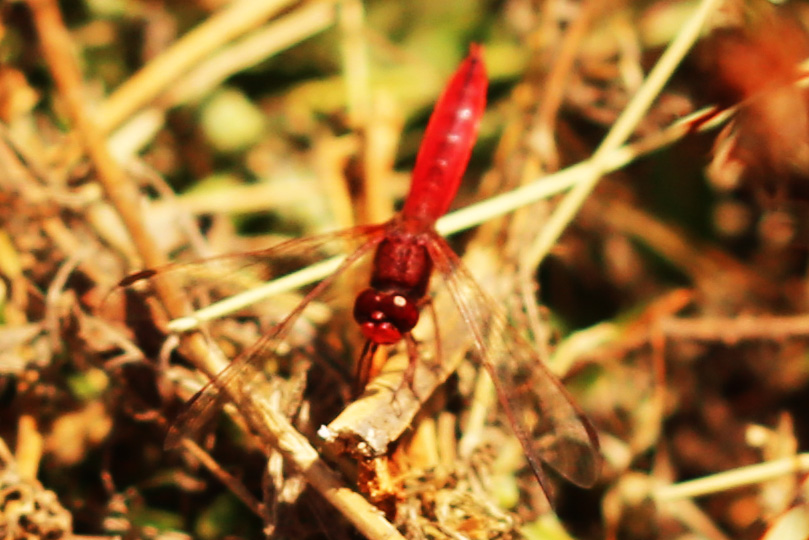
[532,0,598,172]
[180,439,265,517]
[661,314,809,343]
[25,2,405,538]
[98,0,298,135]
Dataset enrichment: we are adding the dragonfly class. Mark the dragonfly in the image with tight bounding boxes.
[118,44,601,500]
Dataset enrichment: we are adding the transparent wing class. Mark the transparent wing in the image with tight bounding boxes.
[115,225,386,310]
[164,305,302,449]
[425,234,601,494]
[164,227,386,448]
[107,225,386,448]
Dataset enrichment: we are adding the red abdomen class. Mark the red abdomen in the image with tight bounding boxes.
[354,45,488,347]
[401,44,488,225]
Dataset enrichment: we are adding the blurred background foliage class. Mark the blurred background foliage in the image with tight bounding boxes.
[3,0,809,539]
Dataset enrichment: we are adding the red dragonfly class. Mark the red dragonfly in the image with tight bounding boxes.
[121,44,600,498]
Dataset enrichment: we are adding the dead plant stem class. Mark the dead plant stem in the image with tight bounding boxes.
[98,0,297,134]
[26,2,405,538]
[521,0,723,270]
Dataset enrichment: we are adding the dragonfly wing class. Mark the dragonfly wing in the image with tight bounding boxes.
[144,227,387,448]
[164,302,302,449]
[115,224,384,299]
[425,234,601,490]
[165,360,235,448]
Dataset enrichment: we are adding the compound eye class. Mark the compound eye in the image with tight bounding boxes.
[353,289,382,325]
[382,294,419,333]
[353,289,421,345]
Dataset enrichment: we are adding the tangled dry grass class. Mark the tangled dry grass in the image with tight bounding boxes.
[2,0,809,538]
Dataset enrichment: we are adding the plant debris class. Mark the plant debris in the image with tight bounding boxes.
[2,0,809,539]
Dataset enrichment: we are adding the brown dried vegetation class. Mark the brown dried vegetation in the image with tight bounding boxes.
[2,0,809,539]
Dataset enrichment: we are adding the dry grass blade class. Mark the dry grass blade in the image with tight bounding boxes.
[23,1,404,538]
[7,0,809,537]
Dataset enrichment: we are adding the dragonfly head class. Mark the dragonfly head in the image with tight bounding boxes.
[353,288,420,345]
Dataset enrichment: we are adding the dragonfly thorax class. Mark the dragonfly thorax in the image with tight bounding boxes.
[369,236,433,297]
[353,288,420,345]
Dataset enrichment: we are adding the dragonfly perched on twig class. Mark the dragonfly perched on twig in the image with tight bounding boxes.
[116,44,601,501]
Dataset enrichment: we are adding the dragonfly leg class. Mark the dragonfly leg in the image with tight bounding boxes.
[353,340,379,397]
[401,333,422,401]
